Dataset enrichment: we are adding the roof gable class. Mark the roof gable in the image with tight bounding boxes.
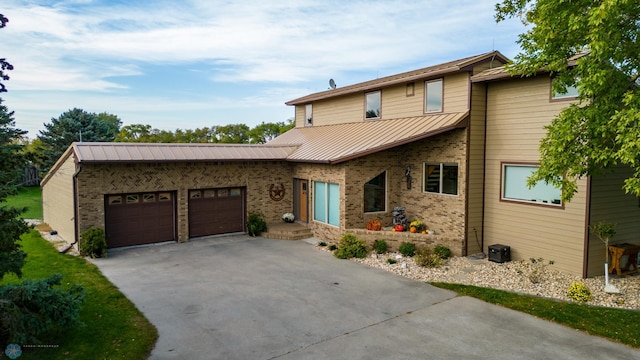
[286,51,508,105]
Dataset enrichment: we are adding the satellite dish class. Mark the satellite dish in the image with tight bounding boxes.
[329,78,336,89]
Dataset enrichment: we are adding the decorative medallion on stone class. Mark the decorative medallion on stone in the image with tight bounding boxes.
[269,183,285,201]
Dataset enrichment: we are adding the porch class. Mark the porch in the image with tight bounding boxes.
[262,222,313,240]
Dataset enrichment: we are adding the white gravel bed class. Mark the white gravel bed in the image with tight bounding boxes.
[318,246,640,310]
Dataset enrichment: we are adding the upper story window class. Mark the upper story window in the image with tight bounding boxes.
[305,104,313,125]
[501,163,562,207]
[551,78,579,100]
[365,91,381,119]
[425,79,443,113]
[424,162,458,195]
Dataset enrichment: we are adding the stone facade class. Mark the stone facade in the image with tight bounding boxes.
[76,161,293,242]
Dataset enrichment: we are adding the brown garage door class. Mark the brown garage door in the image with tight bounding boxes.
[105,192,176,248]
[188,187,245,238]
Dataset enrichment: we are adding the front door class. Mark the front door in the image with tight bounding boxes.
[294,179,308,223]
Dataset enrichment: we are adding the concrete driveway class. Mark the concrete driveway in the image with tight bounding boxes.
[92,235,640,359]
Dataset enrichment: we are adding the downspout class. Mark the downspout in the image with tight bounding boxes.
[582,176,592,278]
[479,81,490,256]
[60,163,82,253]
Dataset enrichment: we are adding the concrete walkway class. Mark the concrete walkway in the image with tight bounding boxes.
[91,235,640,359]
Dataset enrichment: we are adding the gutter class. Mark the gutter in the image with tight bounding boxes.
[60,163,82,253]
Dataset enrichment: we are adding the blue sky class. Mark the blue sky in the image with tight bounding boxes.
[2,0,524,138]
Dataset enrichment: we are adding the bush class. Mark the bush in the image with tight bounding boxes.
[334,234,367,259]
[433,245,451,259]
[328,244,338,251]
[0,274,85,344]
[387,258,397,264]
[79,228,107,258]
[398,242,416,257]
[318,241,327,247]
[414,246,444,268]
[372,239,388,254]
[567,282,592,302]
[247,211,267,236]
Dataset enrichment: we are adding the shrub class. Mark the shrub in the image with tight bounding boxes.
[387,258,397,264]
[0,274,85,344]
[398,242,416,257]
[334,234,367,259]
[414,246,444,268]
[328,244,338,251]
[318,241,327,247]
[433,245,451,259]
[247,211,267,236]
[567,282,593,302]
[79,228,107,258]
[372,239,388,254]
[366,219,382,231]
[409,220,425,231]
[528,258,555,284]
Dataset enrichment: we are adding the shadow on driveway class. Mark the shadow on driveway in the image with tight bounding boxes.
[92,235,640,360]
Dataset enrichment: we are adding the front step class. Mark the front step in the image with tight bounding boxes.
[261,222,313,240]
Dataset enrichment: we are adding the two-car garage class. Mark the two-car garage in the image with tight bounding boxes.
[104,187,246,248]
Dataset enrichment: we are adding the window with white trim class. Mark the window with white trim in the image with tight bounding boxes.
[424,163,458,195]
[305,104,313,125]
[364,171,386,213]
[425,79,443,113]
[502,164,562,206]
[314,181,340,226]
[365,91,381,119]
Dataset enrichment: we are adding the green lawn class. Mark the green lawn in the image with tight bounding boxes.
[431,282,640,349]
[4,186,43,219]
[1,231,158,359]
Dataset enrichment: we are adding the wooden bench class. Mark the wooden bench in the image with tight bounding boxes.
[608,243,640,276]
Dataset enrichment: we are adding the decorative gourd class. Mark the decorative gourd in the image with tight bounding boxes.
[394,224,405,232]
[409,226,417,233]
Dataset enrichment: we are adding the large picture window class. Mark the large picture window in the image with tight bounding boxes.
[364,171,386,213]
[365,91,381,119]
[425,79,443,113]
[502,164,562,206]
[424,163,458,195]
[314,181,340,226]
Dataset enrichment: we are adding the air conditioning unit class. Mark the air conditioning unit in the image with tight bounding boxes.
[488,244,511,263]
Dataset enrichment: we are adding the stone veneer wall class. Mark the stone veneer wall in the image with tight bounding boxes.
[76,161,293,242]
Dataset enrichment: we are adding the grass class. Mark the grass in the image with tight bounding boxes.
[1,230,158,359]
[431,282,640,348]
[3,186,43,219]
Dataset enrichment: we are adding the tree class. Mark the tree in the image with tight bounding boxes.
[214,124,250,143]
[0,14,13,94]
[496,0,640,201]
[37,108,121,172]
[249,119,294,144]
[0,14,85,345]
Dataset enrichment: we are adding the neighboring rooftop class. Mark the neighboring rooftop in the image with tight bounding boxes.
[286,51,508,105]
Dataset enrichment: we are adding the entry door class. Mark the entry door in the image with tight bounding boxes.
[294,179,308,223]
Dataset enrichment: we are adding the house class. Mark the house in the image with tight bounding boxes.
[41,51,640,277]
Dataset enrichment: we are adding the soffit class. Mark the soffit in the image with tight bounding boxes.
[286,51,508,105]
[267,112,469,164]
[72,142,299,163]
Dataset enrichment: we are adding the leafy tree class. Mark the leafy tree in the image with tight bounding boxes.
[0,14,85,345]
[496,0,640,201]
[37,108,121,171]
[249,119,294,144]
[214,123,250,143]
[115,123,154,142]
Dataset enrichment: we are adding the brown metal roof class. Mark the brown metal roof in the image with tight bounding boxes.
[472,52,588,83]
[268,112,469,164]
[72,142,300,163]
[286,51,508,105]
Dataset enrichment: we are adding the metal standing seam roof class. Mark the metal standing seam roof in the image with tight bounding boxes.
[71,142,300,163]
[286,51,509,105]
[471,52,589,83]
[267,112,469,164]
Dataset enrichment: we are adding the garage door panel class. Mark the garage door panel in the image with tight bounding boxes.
[188,188,245,238]
[105,192,176,248]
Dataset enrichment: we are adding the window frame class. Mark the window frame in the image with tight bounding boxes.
[313,181,340,227]
[500,162,564,208]
[424,78,444,113]
[364,171,387,213]
[550,77,579,101]
[305,104,313,126]
[423,162,458,196]
[365,91,381,119]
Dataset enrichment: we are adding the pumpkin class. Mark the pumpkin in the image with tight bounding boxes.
[394,224,405,232]
[409,226,417,233]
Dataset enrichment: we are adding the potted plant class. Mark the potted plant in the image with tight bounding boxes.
[366,219,382,231]
[409,220,425,233]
